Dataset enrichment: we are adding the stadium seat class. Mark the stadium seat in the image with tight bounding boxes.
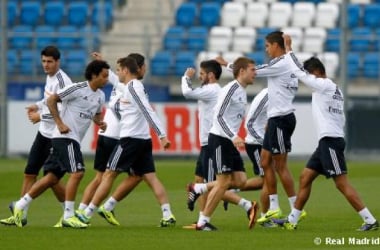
[20,1,41,27]
[281,27,303,52]
[291,2,316,28]
[294,52,313,65]
[35,25,56,49]
[208,26,233,52]
[315,2,339,28]
[9,25,33,49]
[255,27,277,51]
[150,51,173,76]
[7,50,18,74]
[246,51,266,65]
[92,1,114,29]
[221,2,246,28]
[195,51,220,74]
[174,51,196,76]
[5,1,17,27]
[374,28,380,51]
[44,2,65,27]
[268,2,292,28]
[346,52,361,78]
[347,4,361,28]
[79,26,100,50]
[57,25,79,49]
[318,52,339,78]
[187,26,208,52]
[245,2,268,28]
[303,27,327,53]
[19,50,40,75]
[65,50,88,76]
[163,26,186,51]
[232,27,256,53]
[175,3,197,27]
[68,2,89,27]
[363,4,380,29]
[325,28,341,52]
[199,2,221,28]
[363,52,379,78]
[349,27,372,52]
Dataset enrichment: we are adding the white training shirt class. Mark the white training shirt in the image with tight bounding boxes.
[245,88,268,145]
[181,75,221,146]
[53,81,105,144]
[36,69,73,138]
[119,79,166,139]
[287,52,345,140]
[210,80,247,140]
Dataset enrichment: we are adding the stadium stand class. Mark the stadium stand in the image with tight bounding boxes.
[20,1,41,27]
[44,2,65,27]
[199,2,221,28]
[245,2,269,28]
[221,2,246,28]
[268,2,292,28]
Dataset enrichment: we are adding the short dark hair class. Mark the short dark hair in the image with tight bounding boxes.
[127,53,145,68]
[200,60,222,80]
[266,31,285,50]
[117,56,139,75]
[85,60,110,81]
[303,57,326,76]
[41,46,60,60]
[232,57,255,78]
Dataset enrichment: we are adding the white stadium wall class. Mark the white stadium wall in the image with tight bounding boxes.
[8,101,317,156]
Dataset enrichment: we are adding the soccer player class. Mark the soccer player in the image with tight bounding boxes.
[9,60,110,228]
[272,35,378,231]
[192,57,257,231]
[0,46,72,227]
[77,56,175,227]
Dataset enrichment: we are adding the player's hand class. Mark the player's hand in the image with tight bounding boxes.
[98,121,107,133]
[91,52,103,60]
[185,68,196,78]
[283,34,292,53]
[57,123,71,134]
[27,111,41,124]
[160,137,171,150]
[233,136,245,150]
[215,56,228,67]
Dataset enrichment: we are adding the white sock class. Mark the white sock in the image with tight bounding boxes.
[78,203,87,211]
[15,194,33,210]
[288,196,297,210]
[287,208,301,224]
[103,197,118,212]
[197,214,210,227]
[359,207,377,224]
[63,201,75,219]
[194,183,208,194]
[161,203,173,219]
[238,198,252,212]
[85,203,98,217]
[269,194,279,211]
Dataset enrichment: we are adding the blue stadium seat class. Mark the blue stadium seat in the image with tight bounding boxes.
[19,50,40,75]
[44,2,65,27]
[175,3,197,27]
[163,26,186,51]
[9,25,33,49]
[5,1,17,27]
[349,27,372,52]
[68,2,89,27]
[20,1,41,27]
[174,51,196,76]
[187,26,208,52]
[92,1,114,29]
[79,26,101,50]
[57,25,79,49]
[35,25,56,49]
[346,52,361,79]
[65,50,88,76]
[347,4,361,28]
[374,28,380,51]
[363,52,379,78]
[363,4,380,29]
[246,52,266,66]
[325,28,341,52]
[150,51,173,76]
[7,50,18,74]
[199,2,221,28]
[256,28,277,51]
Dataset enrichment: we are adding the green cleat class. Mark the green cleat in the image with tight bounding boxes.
[62,216,88,228]
[75,209,91,225]
[53,217,63,228]
[257,209,282,224]
[299,210,307,222]
[160,215,176,227]
[272,218,297,230]
[98,206,120,226]
[357,221,379,231]
[13,208,25,228]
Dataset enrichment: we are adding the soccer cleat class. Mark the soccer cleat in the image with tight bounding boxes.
[186,183,200,211]
[13,208,25,228]
[53,217,63,228]
[357,221,379,231]
[259,220,278,228]
[247,201,259,229]
[62,216,88,228]
[196,222,218,231]
[98,205,120,226]
[75,209,91,225]
[299,210,307,222]
[160,215,176,227]
[8,202,28,226]
[257,208,282,224]
[271,218,297,230]
[182,222,197,229]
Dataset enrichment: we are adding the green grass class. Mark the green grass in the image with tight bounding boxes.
[0,157,379,250]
